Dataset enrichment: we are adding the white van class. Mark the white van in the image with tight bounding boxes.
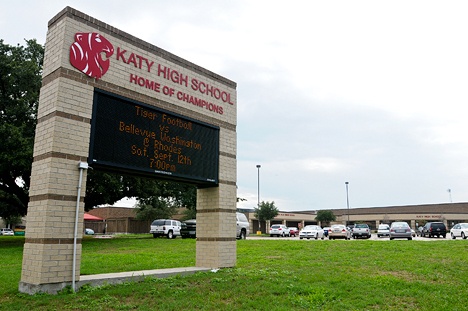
[150,219,181,239]
[236,212,250,239]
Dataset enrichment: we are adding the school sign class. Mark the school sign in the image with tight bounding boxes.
[19,7,237,294]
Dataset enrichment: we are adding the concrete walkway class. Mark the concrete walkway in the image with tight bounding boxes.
[77,267,212,290]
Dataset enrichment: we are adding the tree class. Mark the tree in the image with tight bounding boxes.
[84,170,198,210]
[134,197,176,220]
[1,213,22,229]
[131,179,196,220]
[0,38,198,220]
[0,39,43,218]
[254,201,279,231]
[315,210,336,225]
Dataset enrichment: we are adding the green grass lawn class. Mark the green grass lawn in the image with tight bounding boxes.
[1,235,467,310]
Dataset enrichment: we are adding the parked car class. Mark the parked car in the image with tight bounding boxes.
[328,225,351,240]
[150,219,181,239]
[175,212,250,239]
[0,228,14,236]
[389,222,412,240]
[421,222,447,238]
[299,225,324,240]
[84,228,94,235]
[450,223,468,239]
[269,224,290,237]
[352,223,372,239]
[236,212,250,239]
[289,227,299,237]
[181,219,197,238]
[377,224,390,237]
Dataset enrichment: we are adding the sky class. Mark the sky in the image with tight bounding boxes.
[2,0,468,211]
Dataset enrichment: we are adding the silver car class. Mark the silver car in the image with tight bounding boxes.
[377,224,390,237]
[450,223,468,239]
[269,224,290,237]
[0,228,14,236]
[299,225,324,240]
[389,222,412,240]
[328,225,351,240]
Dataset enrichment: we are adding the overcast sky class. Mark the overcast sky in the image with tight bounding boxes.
[2,1,468,211]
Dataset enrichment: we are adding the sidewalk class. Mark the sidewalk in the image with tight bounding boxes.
[77,267,212,289]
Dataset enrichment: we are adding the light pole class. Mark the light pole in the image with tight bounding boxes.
[447,189,452,203]
[256,164,261,231]
[256,165,261,207]
[345,182,350,225]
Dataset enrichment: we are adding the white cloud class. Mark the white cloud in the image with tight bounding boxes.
[3,0,468,211]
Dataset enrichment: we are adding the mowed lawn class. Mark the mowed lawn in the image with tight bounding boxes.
[1,235,467,310]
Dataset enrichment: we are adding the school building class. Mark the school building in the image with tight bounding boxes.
[243,202,468,232]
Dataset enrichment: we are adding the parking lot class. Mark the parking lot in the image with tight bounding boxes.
[248,234,451,241]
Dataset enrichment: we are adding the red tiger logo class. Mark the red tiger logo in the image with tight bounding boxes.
[69,33,114,79]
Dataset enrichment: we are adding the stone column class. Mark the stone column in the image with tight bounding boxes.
[196,183,237,268]
[19,79,93,294]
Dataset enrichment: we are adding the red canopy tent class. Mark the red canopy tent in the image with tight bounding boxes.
[84,213,103,221]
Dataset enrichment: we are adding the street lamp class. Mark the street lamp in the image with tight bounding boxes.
[256,165,261,208]
[447,189,452,203]
[256,164,261,232]
[345,182,350,225]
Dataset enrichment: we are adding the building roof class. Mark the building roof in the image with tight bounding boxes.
[328,202,468,216]
[87,206,137,220]
[276,203,468,220]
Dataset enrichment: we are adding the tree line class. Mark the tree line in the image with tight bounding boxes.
[0,39,196,226]
[0,38,334,228]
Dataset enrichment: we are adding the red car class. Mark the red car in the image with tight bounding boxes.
[289,227,299,237]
